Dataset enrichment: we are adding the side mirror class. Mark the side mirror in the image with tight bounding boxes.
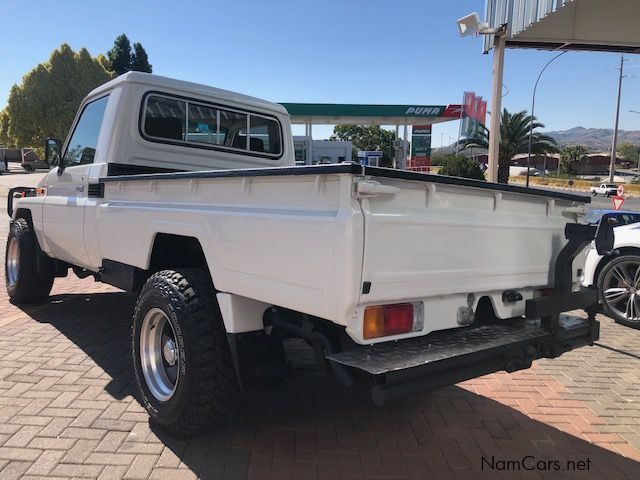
[45,138,62,167]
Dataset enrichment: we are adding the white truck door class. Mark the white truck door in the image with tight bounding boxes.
[42,95,109,268]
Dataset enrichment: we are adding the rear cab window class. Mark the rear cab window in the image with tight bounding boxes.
[141,93,283,158]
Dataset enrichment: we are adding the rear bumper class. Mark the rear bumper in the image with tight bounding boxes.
[525,287,597,320]
[328,310,599,405]
[328,216,610,405]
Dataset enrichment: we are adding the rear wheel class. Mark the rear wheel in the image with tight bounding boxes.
[597,255,640,328]
[5,218,55,303]
[132,268,238,435]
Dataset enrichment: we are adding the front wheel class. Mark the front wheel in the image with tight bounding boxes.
[597,255,640,329]
[132,268,238,435]
[5,218,55,303]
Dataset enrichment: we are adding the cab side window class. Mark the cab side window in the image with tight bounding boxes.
[63,96,109,166]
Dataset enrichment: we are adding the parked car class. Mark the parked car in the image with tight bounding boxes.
[584,209,640,227]
[21,149,48,172]
[583,220,640,328]
[590,183,618,197]
[6,72,610,434]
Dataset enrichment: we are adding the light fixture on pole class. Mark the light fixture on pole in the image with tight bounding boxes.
[457,12,507,183]
[525,51,567,188]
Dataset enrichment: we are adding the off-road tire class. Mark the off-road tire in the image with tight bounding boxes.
[5,218,55,303]
[132,268,238,435]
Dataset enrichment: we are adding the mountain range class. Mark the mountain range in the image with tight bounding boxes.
[544,127,640,151]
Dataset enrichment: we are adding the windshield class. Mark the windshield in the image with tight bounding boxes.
[584,211,601,224]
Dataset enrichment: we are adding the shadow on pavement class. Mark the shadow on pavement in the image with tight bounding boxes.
[594,341,640,361]
[18,292,640,479]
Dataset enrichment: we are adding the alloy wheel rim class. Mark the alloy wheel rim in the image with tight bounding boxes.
[139,308,180,402]
[603,260,640,322]
[6,237,19,287]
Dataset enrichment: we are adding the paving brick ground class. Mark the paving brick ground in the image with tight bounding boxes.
[0,196,639,478]
[0,273,638,480]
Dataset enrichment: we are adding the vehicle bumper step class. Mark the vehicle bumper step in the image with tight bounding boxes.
[326,315,597,405]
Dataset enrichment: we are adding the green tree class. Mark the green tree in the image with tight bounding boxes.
[460,109,559,184]
[430,151,448,166]
[107,34,133,75]
[559,145,588,175]
[617,142,640,169]
[438,154,485,181]
[331,125,396,166]
[131,43,153,73]
[106,35,152,75]
[0,44,112,150]
[0,110,13,147]
[96,53,111,72]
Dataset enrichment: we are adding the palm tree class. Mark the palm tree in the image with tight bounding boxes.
[460,109,559,184]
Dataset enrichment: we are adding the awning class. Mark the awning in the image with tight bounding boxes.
[484,0,640,54]
[279,103,462,125]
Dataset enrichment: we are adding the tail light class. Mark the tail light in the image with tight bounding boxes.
[363,303,423,340]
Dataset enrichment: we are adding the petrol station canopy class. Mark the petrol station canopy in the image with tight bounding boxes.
[484,0,640,54]
[280,103,462,126]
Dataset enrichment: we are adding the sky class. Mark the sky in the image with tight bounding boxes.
[1,0,639,148]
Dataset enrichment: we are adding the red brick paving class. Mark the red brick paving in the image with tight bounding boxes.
[0,271,639,479]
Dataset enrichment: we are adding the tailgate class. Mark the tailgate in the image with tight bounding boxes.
[357,170,589,308]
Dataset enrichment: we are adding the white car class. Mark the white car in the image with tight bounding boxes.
[583,221,640,328]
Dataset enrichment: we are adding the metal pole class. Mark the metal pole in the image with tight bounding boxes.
[609,54,624,183]
[487,30,506,183]
[526,51,567,188]
[395,125,400,169]
[308,123,313,164]
[456,97,464,153]
[402,124,408,170]
[629,110,640,172]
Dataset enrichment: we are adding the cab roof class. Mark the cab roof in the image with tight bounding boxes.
[86,72,289,116]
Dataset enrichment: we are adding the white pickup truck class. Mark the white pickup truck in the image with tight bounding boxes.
[5,73,612,435]
[590,183,618,197]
